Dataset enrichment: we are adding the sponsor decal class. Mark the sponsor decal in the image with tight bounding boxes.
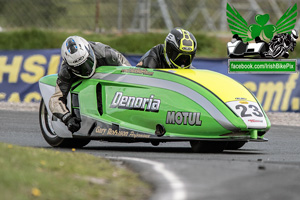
[235,97,247,100]
[166,111,202,126]
[182,47,192,51]
[72,56,84,64]
[128,132,151,139]
[248,119,263,123]
[121,68,154,76]
[110,92,160,112]
[95,126,150,138]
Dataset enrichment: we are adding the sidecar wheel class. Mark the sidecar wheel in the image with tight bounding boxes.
[39,99,90,148]
[225,141,247,150]
[190,141,227,153]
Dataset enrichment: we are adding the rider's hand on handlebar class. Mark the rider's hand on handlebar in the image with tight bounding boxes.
[62,113,81,133]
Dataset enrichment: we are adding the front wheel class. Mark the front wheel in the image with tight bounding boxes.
[190,141,227,153]
[39,99,90,148]
[271,45,284,58]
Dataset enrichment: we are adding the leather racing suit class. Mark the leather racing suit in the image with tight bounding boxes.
[136,44,170,68]
[49,41,131,123]
[136,44,195,69]
[269,33,296,52]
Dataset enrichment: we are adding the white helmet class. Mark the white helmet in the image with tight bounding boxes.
[291,29,298,42]
[61,36,96,78]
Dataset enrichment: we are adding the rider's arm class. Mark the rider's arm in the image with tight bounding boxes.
[49,64,82,132]
[140,56,159,68]
[136,45,161,68]
[89,41,131,67]
[104,47,131,66]
[49,84,70,119]
[49,63,74,120]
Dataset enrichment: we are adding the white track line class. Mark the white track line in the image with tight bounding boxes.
[109,156,186,200]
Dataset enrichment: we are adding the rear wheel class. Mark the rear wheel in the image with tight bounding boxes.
[39,99,90,148]
[225,141,247,150]
[190,141,227,153]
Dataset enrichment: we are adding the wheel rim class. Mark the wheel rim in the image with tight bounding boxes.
[272,46,283,58]
[40,102,57,138]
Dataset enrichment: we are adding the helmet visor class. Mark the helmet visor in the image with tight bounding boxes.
[171,54,192,68]
[72,47,96,78]
[166,42,195,68]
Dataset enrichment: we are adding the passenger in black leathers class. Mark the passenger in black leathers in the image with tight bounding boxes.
[269,32,297,52]
[267,29,298,58]
[137,28,197,69]
[49,36,131,133]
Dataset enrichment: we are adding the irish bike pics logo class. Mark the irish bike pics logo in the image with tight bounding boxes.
[226,3,298,73]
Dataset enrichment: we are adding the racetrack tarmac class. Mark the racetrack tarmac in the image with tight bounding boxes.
[1,110,300,200]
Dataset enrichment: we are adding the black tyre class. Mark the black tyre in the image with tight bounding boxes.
[282,52,289,58]
[190,141,227,153]
[260,52,266,58]
[39,99,90,148]
[271,46,283,58]
[225,141,247,150]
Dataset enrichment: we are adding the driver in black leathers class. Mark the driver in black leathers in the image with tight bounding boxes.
[268,29,298,57]
[49,36,131,133]
[136,28,197,69]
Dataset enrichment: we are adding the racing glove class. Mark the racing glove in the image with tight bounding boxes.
[62,113,81,133]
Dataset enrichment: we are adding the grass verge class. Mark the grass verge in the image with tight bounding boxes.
[1,28,299,58]
[0,29,228,58]
[0,142,151,200]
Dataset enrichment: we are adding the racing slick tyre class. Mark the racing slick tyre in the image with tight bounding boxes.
[225,141,247,150]
[190,141,227,153]
[282,52,289,58]
[39,99,90,148]
[271,46,284,58]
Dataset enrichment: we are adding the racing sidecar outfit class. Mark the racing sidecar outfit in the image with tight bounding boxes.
[49,41,131,121]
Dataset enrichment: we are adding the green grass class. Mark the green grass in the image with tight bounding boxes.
[0,142,151,200]
[0,29,299,58]
[0,29,228,58]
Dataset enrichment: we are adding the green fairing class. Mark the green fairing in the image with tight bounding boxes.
[40,66,270,140]
[39,74,58,86]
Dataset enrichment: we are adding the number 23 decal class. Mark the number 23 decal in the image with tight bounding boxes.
[235,104,263,117]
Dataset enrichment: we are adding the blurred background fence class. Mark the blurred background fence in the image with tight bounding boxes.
[0,0,299,33]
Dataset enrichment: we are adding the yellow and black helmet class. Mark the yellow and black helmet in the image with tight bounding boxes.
[164,28,197,68]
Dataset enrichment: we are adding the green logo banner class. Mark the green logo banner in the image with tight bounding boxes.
[227,3,297,42]
[226,3,298,61]
[228,59,297,73]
